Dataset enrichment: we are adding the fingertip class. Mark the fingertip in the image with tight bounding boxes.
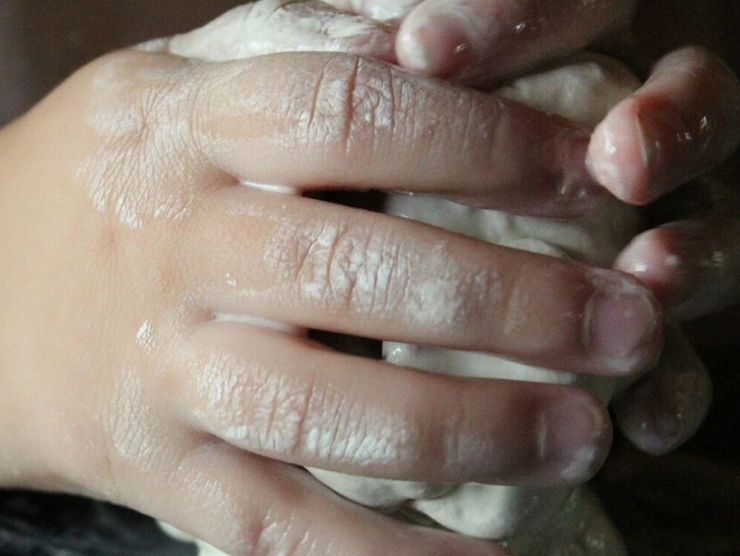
[615,325,712,456]
[587,99,653,205]
[396,12,473,76]
[585,269,665,377]
[540,390,613,485]
[619,365,712,456]
[589,47,740,206]
[617,218,740,320]
[615,227,691,307]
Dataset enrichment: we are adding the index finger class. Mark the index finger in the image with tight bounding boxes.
[189,51,604,217]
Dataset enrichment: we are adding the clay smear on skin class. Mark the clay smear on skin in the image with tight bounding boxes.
[79,59,199,230]
[192,349,417,468]
[106,369,165,473]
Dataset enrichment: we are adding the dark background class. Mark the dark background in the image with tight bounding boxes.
[0,1,738,554]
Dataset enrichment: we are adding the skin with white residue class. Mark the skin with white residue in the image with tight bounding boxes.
[313,54,640,554]
[79,58,200,230]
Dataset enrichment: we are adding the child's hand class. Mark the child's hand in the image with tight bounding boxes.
[0,3,664,553]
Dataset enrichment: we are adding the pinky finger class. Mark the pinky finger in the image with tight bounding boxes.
[128,440,507,555]
[614,324,712,456]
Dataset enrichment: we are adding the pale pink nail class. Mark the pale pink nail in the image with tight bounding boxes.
[586,270,663,375]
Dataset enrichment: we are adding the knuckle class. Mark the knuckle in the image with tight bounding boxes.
[94,372,177,499]
[252,368,359,467]
[193,351,321,459]
[73,49,147,95]
[244,504,315,556]
[269,217,410,316]
[302,55,398,158]
[260,373,319,458]
[76,50,174,143]
[169,445,315,555]
[88,51,199,157]
[433,394,472,470]
[74,49,204,230]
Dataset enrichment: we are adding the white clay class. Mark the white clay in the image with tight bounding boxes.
[152,6,644,554]
[322,0,423,22]
[160,1,394,62]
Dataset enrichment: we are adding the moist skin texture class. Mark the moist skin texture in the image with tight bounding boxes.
[151,5,643,554]
[309,54,640,556]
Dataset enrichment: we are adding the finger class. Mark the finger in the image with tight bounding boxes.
[120,440,507,555]
[588,47,740,205]
[169,320,612,486]
[614,324,712,456]
[186,51,604,217]
[144,1,397,62]
[615,217,740,321]
[182,188,663,377]
[394,0,635,85]
[322,0,422,22]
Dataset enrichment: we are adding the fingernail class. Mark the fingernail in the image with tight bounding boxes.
[636,106,695,202]
[586,270,663,375]
[539,395,611,484]
[397,15,472,76]
[588,103,706,205]
[587,120,634,200]
[615,229,694,317]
